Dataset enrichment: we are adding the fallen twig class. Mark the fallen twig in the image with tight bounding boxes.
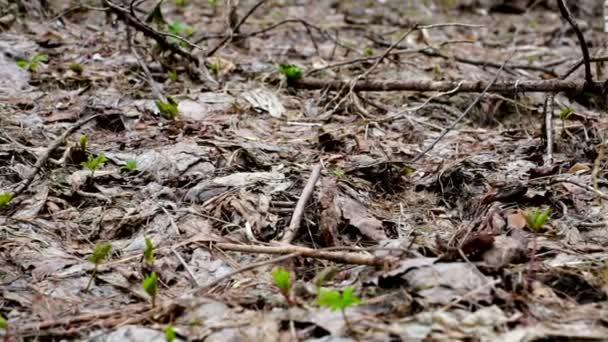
[11,114,102,197]
[556,0,593,88]
[280,163,323,244]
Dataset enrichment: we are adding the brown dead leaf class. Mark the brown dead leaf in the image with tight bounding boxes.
[507,210,527,230]
[336,195,387,241]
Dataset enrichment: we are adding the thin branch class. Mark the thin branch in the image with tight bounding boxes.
[281,163,323,244]
[556,0,593,87]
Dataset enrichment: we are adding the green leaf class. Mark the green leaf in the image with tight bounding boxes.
[142,272,158,298]
[560,107,574,120]
[165,324,176,342]
[156,96,179,119]
[15,58,28,69]
[332,169,345,178]
[79,134,88,151]
[167,70,178,81]
[278,64,303,83]
[143,237,154,266]
[89,242,112,265]
[316,287,360,311]
[168,21,195,36]
[0,192,13,210]
[0,314,6,329]
[121,159,138,173]
[175,0,186,5]
[271,267,291,294]
[526,207,551,232]
[81,153,108,172]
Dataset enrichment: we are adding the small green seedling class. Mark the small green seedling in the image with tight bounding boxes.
[142,272,158,307]
[168,21,195,37]
[143,237,154,266]
[156,96,179,119]
[560,107,574,121]
[167,70,178,82]
[81,154,107,176]
[16,53,48,72]
[364,47,374,56]
[175,0,186,5]
[333,169,345,178]
[79,134,88,151]
[271,267,292,304]
[121,159,138,173]
[278,64,303,84]
[0,192,13,210]
[316,287,360,312]
[0,313,6,329]
[316,287,360,335]
[85,242,112,292]
[165,324,176,342]
[70,63,84,75]
[209,63,221,77]
[526,207,551,232]
[208,0,217,6]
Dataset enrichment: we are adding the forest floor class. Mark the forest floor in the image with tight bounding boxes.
[2,0,608,341]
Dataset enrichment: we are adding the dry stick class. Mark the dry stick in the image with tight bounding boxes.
[556,0,594,87]
[543,94,555,165]
[410,57,511,162]
[280,163,323,244]
[191,252,301,294]
[207,242,387,266]
[171,247,200,287]
[206,0,269,57]
[131,42,165,102]
[11,114,102,197]
[289,78,599,93]
[103,0,199,65]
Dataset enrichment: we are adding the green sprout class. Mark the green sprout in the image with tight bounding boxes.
[142,272,158,307]
[364,47,374,56]
[70,63,84,75]
[143,237,154,266]
[79,134,88,151]
[278,64,303,84]
[560,107,574,120]
[0,192,13,210]
[121,159,138,173]
[316,287,361,336]
[85,242,112,292]
[333,169,345,178]
[156,96,179,119]
[168,21,195,37]
[175,0,186,5]
[526,207,551,232]
[165,324,176,342]
[81,154,108,177]
[209,63,221,77]
[16,53,48,72]
[208,0,217,6]
[167,70,178,82]
[271,267,293,305]
[0,313,6,330]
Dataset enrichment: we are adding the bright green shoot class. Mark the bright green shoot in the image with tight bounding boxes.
[559,107,574,120]
[143,237,154,266]
[316,287,360,312]
[165,324,176,342]
[167,70,178,82]
[16,53,48,72]
[142,272,158,307]
[0,192,13,210]
[272,267,290,290]
[0,313,6,329]
[79,134,88,151]
[333,169,345,178]
[278,64,303,83]
[168,21,195,37]
[526,207,551,232]
[156,96,179,119]
[81,153,108,176]
[175,0,186,5]
[316,287,361,336]
[85,242,112,292]
[121,159,138,173]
